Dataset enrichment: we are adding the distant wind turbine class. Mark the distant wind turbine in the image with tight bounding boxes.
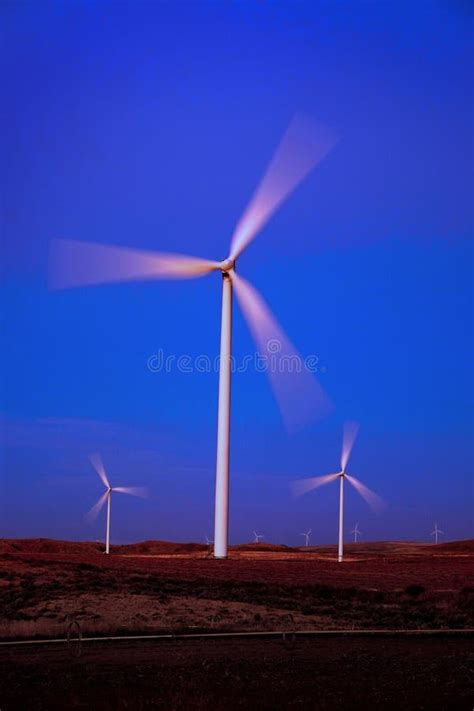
[301,529,312,547]
[253,531,264,544]
[430,523,444,545]
[204,534,214,556]
[351,522,361,543]
[86,454,147,554]
[50,114,338,559]
[292,422,384,562]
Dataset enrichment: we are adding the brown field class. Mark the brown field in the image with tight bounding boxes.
[1,538,473,639]
[1,635,473,711]
[0,538,472,709]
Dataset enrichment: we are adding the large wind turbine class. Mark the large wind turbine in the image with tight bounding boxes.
[50,114,338,559]
[86,454,147,554]
[292,423,384,562]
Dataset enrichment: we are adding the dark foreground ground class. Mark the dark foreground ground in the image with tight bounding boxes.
[1,539,472,709]
[0,635,472,710]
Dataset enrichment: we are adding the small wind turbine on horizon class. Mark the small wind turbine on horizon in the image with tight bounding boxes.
[431,523,444,545]
[253,531,264,544]
[301,529,312,547]
[351,522,361,543]
[86,454,147,554]
[292,422,384,562]
[204,534,214,556]
[49,114,338,559]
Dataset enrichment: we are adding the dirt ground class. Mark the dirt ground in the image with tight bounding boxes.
[0,635,472,710]
[0,539,473,639]
[0,539,473,709]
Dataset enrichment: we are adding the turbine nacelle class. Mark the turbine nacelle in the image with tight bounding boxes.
[219,258,235,273]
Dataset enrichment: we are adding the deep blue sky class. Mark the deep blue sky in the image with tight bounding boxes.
[1,1,473,545]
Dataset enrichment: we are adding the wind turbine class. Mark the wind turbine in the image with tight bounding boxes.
[86,454,147,554]
[351,522,361,543]
[292,422,384,562]
[430,523,444,545]
[301,529,312,547]
[205,534,214,553]
[253,531,264,544]
[50,114,338,559]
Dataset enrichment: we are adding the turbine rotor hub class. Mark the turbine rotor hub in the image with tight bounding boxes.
[219,258,235,273]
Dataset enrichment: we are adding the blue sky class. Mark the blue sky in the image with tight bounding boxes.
[1,1,472,545]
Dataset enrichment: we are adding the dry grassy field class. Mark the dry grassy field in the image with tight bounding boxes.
[1,538,473,639]
[0,539,473,709]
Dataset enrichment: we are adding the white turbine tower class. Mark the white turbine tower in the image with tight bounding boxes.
[253,531,264,544]
[301,529,312,547]
[431,523,444,545]
[86,454,147,554]
[292,422,384,562]
[50,114,338,559]
[351,522,361,543]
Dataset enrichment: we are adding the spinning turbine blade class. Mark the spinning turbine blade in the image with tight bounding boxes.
[85,490,109,522]
[232,271,333,431]
[49,239,220,289]
[341,421,359,472]
[291,473,339,498]
[229,113,339,260]
[89,453,110,489]
[345,474,385,513]
[113,486,148,498]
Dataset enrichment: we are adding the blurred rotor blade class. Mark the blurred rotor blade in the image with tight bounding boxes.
[291,473,340,498]
[89,453,110,489]
[341,421,359,472]
[229,114,339,260]
[113,486,148,498]
[345,474,385,513]
[85,490,109,522]
[232,271,333,431]
[49,239,220,289]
